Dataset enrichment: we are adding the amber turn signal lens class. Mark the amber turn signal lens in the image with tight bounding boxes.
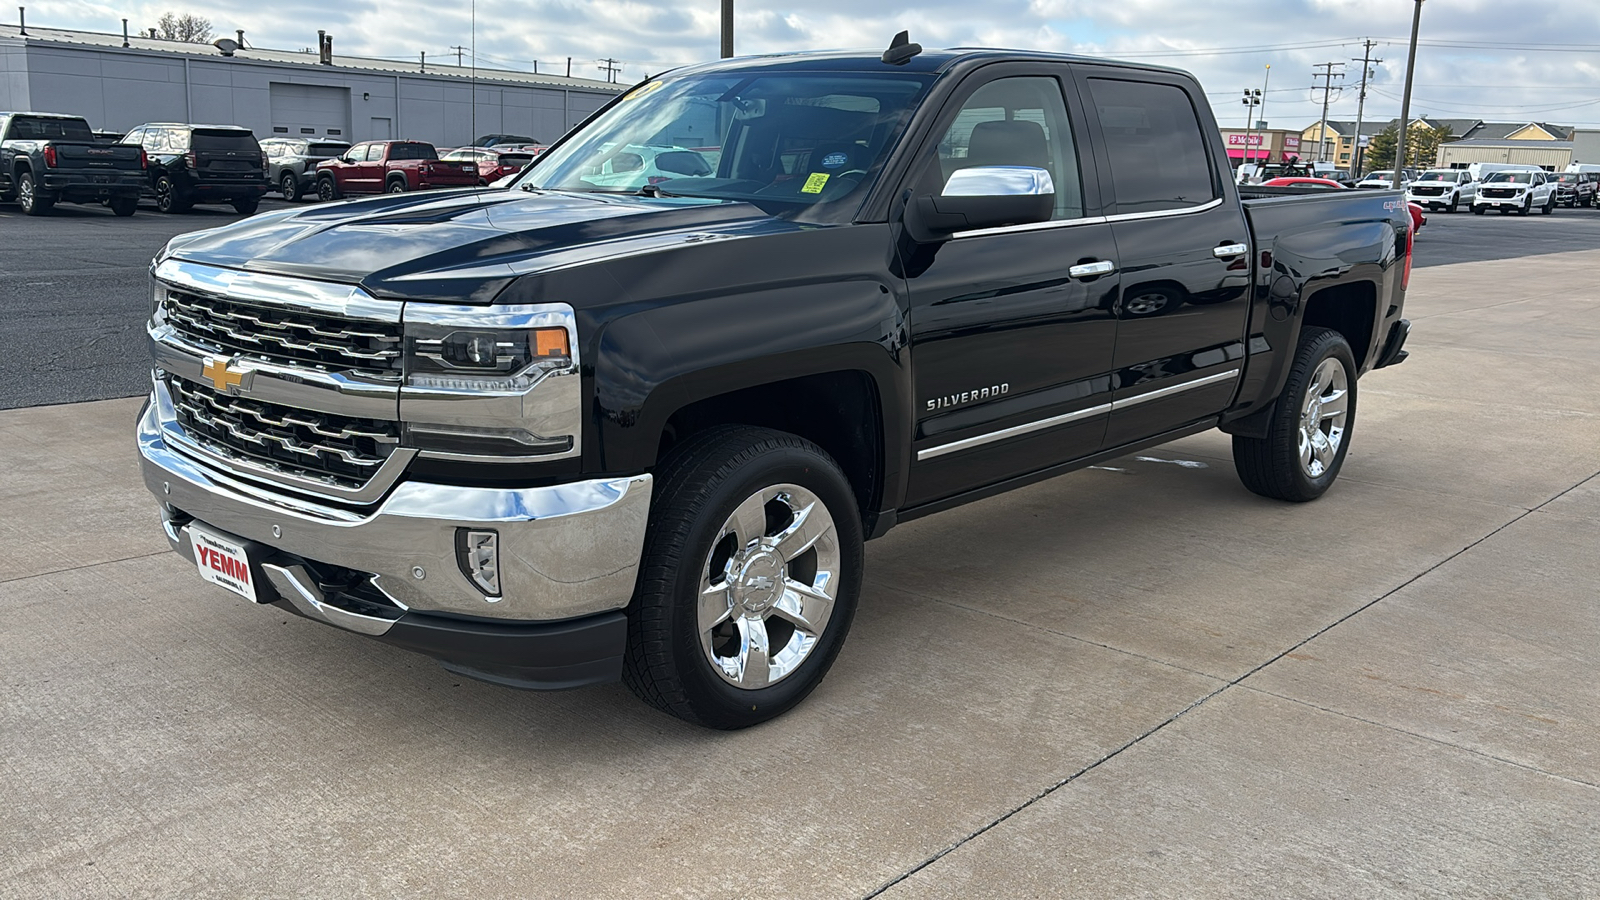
[534,327,570,359]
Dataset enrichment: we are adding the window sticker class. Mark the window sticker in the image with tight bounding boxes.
[802,172,830,193]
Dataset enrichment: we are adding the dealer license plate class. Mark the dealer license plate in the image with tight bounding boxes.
[189,525,258,602]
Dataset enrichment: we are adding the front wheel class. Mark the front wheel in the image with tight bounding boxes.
[1448,194,1459,213]
[1518,196,1531,216]
[1472,204,1485,215]
[623,426,864,729]
[1233,326,1357,502]
[316,177,340,202]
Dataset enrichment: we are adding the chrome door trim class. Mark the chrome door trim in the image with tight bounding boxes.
[914,368,1241,461]
[917,403,1112,461]
[950,197,1225,240]
[1103,197,1224,224]
[1112,368,1241,409]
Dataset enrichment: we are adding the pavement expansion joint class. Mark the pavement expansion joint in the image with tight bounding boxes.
[0,551,171,588]
[864,467,1597,898]
[1238,685,1600,793]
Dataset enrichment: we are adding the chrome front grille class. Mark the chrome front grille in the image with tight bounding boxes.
[162,289,403,378]
[169,377,399,489]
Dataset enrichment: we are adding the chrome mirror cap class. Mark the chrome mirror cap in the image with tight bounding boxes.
[943,166,1055,198]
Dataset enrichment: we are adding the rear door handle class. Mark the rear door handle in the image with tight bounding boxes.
[1213,243,1249,258]
[1068,260,1116,279]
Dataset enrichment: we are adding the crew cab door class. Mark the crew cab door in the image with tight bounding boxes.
[1074,68,1252,447]
[899,65,1121,508]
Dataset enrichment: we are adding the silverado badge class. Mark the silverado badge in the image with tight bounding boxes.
[201,358,251,395]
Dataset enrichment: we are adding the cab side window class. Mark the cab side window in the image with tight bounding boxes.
[1087,78,1218,214]
[931,76,1084,221]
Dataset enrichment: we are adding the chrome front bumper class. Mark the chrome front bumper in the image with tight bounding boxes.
[138,398,652,625]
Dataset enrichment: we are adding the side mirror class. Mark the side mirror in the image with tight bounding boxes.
[906,166,1054,242]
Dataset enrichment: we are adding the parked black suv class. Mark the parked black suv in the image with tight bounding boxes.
[123,123,268,214]
[261,137,350,202]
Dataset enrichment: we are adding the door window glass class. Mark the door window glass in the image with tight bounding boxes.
[1088,78,1218,214]
[932,76,1084,220]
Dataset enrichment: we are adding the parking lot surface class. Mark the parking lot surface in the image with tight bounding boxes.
[2,235,1597,894]
[3,193,1600,409]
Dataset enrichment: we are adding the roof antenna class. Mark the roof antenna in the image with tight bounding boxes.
[881,30,921,65]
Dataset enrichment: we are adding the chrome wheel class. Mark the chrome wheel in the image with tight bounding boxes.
[1298,357,1349,479]
[698,484,839,690]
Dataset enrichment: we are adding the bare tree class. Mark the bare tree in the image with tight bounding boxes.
[154,12,213,43]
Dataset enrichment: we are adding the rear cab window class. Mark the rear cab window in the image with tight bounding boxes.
[1085,77,1219,214]
[9,116,94,142]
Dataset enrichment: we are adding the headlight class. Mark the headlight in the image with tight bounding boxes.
[400,304,581,460]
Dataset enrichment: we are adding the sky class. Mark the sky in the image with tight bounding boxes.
[20,0,1600,130]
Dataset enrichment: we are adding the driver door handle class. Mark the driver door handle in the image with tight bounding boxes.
[1213,242,1249,258]
[1068,260,1116,279]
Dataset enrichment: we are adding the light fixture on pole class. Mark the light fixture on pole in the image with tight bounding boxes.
[1241,89,1262,179]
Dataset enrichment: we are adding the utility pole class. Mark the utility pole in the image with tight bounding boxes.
[1312,61,1345,162]
[597,58,621,83]
[1394,1,1425,188]
[1351,40,1382,178]
[450,45,467,67]
[721,0,734,58]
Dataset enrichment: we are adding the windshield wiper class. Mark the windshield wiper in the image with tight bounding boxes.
[636,183,680,198]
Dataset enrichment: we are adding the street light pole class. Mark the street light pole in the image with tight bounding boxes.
[721,0,734,58]
[1259,64,1271,167]
[1394,0,1424,188]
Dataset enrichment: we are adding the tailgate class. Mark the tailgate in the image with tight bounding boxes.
[51,142,145,171]
[427,160,479,181]
[192,129,264,179]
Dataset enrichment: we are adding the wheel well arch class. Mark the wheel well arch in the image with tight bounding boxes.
[655,370,885,525]
[1300,280,1378,369]
[386,171,407,184]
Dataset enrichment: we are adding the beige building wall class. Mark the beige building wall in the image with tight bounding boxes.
[1436,144,1573,169]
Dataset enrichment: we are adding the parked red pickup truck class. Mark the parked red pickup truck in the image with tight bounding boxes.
[314,141,477,199]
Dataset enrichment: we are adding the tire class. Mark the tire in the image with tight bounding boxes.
[1543,196,1555,215]
[108,195,138,217]
[1232,326,1357,503]
[386,178,407,194]
[316,177,340,202]
[1448,193,1459,213]
[1518,196,1531,216]
[280,172,301,202]
[231,195,260,216]
[1472,204,1485,215]
[17,171,54,215]
[623,425,864,729]
[154,176,190,213]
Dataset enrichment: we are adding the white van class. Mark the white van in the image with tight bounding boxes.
[1566,163,1600,174]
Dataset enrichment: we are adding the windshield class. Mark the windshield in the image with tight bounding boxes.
[1550,173,1578,182]
[1362,172,1389,180]
[1417,171,1454,181]
[1485,172,1534,184]
[519,71,934,220]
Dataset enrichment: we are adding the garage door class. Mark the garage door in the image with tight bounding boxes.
[269,83,351,139]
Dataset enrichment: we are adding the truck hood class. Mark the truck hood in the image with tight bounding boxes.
[162,188,784,303]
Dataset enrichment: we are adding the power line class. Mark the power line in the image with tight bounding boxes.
[596,57,621,82]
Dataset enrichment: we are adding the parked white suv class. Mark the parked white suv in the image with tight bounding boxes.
[1406,169,1477,213]
[1472,170,1555,216]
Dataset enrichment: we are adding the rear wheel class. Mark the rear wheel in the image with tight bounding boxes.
[1233,326,1357,503]
[623,426,864,729]
[108,195,138,217]
[231,195,260,216]
[386,178,407,193]
[154,176,190,213]
[1543,195,1556,215]
[279,172,301,202]
[17,171,54,215]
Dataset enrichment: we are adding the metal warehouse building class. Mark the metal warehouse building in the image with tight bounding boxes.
[0,23,624,147]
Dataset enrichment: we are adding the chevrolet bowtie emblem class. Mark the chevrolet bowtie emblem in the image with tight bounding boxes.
[201,358,250,394]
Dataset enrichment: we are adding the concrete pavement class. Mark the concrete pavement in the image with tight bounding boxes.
[2,248,1597,898]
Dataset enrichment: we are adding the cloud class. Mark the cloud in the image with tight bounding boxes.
[27,0,1600,126]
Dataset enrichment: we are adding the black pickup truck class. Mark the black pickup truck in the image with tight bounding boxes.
[138,41,1412,729]
[0,112,146,215]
